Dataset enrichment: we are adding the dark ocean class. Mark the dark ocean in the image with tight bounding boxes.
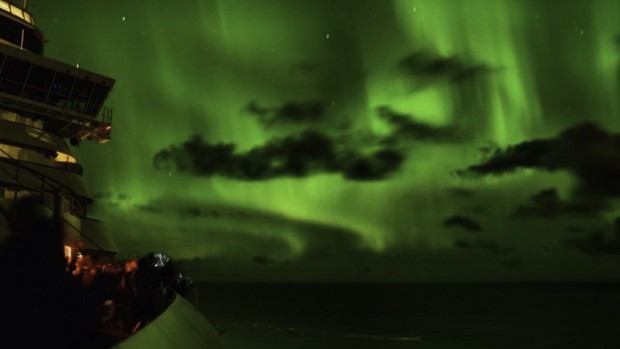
[193,282,620,349]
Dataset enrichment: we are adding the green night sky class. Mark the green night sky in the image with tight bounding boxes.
[29,0,620,282]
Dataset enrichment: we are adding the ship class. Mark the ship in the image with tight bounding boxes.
[0,1,224,348]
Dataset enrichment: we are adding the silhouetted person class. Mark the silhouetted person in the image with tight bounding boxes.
[133,252,181,326]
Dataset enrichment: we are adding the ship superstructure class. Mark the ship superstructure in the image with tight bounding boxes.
[0,0,117,264]
[0,3,224,348]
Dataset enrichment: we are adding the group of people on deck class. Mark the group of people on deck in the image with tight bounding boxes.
[0,196,191,348]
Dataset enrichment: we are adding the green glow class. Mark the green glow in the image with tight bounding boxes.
[392,0,544,145]
[28,0,620,282]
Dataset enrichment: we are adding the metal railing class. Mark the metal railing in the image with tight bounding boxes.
[0,147,106,251]
[0,74,112,121]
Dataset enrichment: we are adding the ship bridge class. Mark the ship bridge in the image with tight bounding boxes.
[0,43,115,143]
[0,1,42,54]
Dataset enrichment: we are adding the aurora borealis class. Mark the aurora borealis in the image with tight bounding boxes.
[30,0,620,282]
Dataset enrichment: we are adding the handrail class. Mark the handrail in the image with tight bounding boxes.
[46,200,107,252]
[0,148,107,251]
[0,147,66,194]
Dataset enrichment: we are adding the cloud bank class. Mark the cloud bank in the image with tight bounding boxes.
[461,122,620,215]
[153,130,405,181]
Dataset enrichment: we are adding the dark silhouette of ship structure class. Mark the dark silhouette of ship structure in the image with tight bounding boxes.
[0,2,224,347]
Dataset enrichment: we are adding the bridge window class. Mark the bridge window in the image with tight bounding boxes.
[23,65,53,102]
[1,57,29,82]
[51,73,73,97]
[0,54,111,116]
[27,65,54,89]
[9,5,23,20]
[55,151,76,163]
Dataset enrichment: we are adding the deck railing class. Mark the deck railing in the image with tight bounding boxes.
[0,147,106,251]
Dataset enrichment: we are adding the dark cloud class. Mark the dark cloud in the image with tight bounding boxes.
[444,215,483,232]
[463,139,552,175]
[377,106,463,143]
[515,188,564,218]
[342,148,404,180]
[156,102,464,182]
[461,122,620,213]
[567,217,620,255]
[514,188,605,218]
[154,130,405,181]
[398,51,493,82]
[245,100,325,126]
[565,231,620,255]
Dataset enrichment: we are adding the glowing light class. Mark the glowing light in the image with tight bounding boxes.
[9,5,24,20]
[153,252,170,269]
[54,151,77,163]
[64,245,72,263]
[124,259,138,273]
